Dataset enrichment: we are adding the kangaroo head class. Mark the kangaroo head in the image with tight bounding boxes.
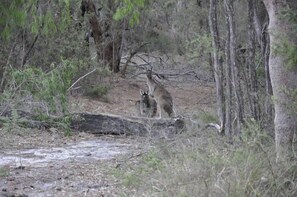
[146,69,157,96]
[146,69,153,80]
[140,90,150,107]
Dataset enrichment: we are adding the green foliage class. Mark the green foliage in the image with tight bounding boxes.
[283,87,297,115]
[0,109,26,132]
[0,0,71,40]
[0,167,10,177]
[110,149,163,190]
[200,111,217,124]
[273,41,297,70]
[6,59,81,114]
[186,33,212,61]
[113,0,146,26]
[84,85,109,101]
[0,59,81,133]
[143,149,163,169]
[185,33,212,70]
[0,0,27,39]
[281,6,297,31]
[274,6,297,70]
[58,115,73,136]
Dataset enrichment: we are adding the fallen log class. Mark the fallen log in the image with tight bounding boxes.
[70,113,186,137]
[1,110,186,137]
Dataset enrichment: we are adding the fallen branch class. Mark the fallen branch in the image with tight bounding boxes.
[204,123,222,134]
[67,68,97,92]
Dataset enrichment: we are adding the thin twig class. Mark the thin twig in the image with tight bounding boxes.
[67,68,97,91]
[22,34,39,67]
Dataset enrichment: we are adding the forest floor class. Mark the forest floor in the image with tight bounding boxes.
[0,62,217,196]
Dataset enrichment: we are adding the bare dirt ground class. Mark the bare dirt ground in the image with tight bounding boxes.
[0,65,216,196]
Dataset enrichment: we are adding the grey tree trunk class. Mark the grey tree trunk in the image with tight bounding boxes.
[224,0,243,135]
[224,26,232,138]
[209,0,225,134]
[263,27,273,122]
[247,0,260,121]
[254,2,273,122]
[262,0,297,162]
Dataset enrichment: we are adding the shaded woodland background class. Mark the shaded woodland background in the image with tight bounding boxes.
[0,0,296,196]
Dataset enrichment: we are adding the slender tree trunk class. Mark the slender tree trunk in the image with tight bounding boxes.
[225,0,243,135]
[254,1,273,122]
[224,27,232,138]
[263,27,273,121]
[262,0,297,162]
[247,0,260,121]
[209,0,225,134]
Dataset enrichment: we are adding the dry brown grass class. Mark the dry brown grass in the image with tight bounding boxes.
[109,123,297,197]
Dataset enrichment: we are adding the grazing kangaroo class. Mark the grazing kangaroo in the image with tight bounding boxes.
[135,89,157,118]
[146,69,174,118]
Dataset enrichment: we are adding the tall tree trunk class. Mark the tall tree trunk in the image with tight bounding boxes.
[262,0,297,162]
[254,1,273,122]
[225,0,244,135]
[224,25,232,138]
[263,25,273,121]
[247,0,260,121]
[209,0,225,134]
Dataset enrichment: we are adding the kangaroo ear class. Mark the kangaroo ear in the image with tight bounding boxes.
[140,89,144,95]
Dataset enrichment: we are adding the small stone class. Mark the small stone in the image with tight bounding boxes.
[56,187,62,191]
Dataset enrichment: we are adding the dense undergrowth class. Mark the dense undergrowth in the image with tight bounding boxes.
[111,122,297,197]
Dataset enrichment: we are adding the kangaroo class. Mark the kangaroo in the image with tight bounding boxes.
[146,69,174,118]
[135,89,157,118]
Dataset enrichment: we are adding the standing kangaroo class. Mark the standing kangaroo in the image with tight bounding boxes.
[135,89,157,118]
[146,70,174,118]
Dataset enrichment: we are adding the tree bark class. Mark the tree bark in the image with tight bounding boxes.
[263,25,273,121]
[209,0,225,134]
[254,1,273,122]
[262,0,297,162]
[225,0,244,135]
[1,111,186,138]
[224,4,232,138]
[71,113,185,137]
[247,0,260,121]
[225,33,233,138]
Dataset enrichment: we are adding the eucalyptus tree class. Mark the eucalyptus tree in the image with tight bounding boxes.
[262,0,297,162]
[0,0,72,91]
[209,0,225,135]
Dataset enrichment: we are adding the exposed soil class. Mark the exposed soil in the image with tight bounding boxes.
[0,66,216,196]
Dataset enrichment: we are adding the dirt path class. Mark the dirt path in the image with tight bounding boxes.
[0,128,146,196]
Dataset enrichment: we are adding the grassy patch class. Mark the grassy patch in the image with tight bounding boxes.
[0,166,10,177]
[200,111,217,123]
[111,124,297,196]
[84,85,109,102]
